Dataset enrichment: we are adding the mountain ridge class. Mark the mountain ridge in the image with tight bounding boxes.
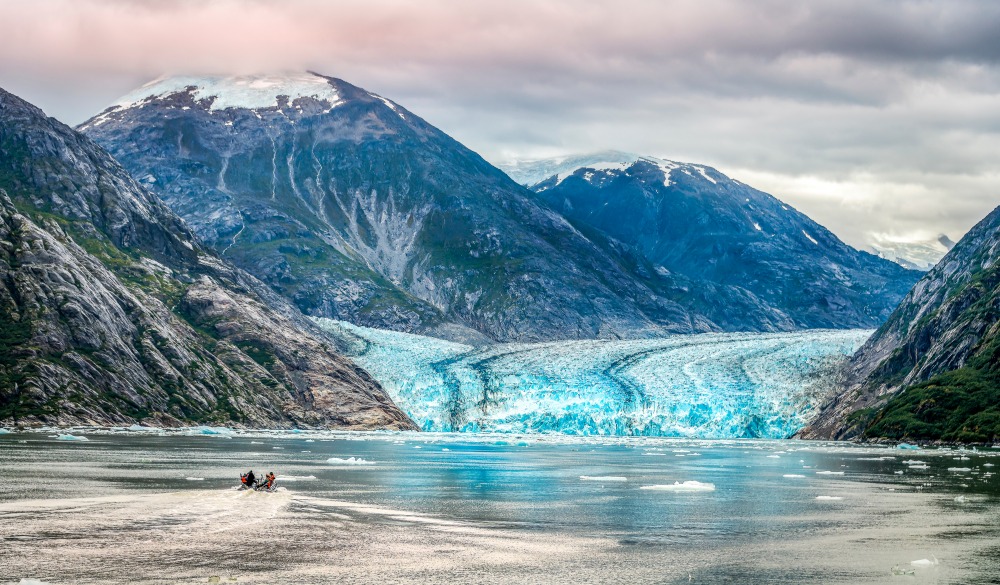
[502,151,922,331]
[801,206,1000,442]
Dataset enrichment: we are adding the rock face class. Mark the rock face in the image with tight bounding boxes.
[0,86,416,430]
[504,151,921,331]
[82,73,865,343]
[801,206,1000,441]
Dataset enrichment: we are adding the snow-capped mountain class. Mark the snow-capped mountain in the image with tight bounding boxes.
[867,233,955,271]
[82,75,917,340]
[82,73,781,342]
[500,151,922,330]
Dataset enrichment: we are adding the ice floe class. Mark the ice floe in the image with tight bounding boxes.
[640,481,715,492]
[580,476,628,482]
[327,457,375,466]
[55,434,88,441]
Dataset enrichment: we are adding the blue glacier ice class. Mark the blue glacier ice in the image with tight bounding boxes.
[315,319,871,438]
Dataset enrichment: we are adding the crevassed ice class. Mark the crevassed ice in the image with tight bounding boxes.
[315,319,870,439]
[109,72,341,112]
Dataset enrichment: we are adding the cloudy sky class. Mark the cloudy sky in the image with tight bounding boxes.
[2,0,999,256]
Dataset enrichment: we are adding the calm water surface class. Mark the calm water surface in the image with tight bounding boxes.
[1,430,998,584]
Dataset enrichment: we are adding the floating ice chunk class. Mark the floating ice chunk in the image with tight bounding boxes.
[984,463,995,467]
[56,434,88,441]
[902,460,923,465]
[783,474,805,478]
[947,467,972,472]
[127,424,158,432]
[640,481,715,492]
[897,443,921,450]
[954,495,966,503]
[305,439,315,443]
[894,470,904,475]
[185,477,205,481]
[911,557,939,567]
[278,475,317,481]
[251,441,263,445]
[580,476,628,482]
[766,455,780,458]
[815,471,844,475]
[0,428,11,434]
[815,496,843,501]
[442,448,450,451]
[327,457,375,466]
[194,426,233,435]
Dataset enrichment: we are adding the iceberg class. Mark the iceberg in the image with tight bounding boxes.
[314,319,869,439]
[192,426,233,435]
[815,496,843,501]
[55,434,88,441]
[640,481,715,492]
[327,457,375,466]
[0,428,12,435]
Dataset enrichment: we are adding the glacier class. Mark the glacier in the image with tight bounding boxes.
[315,319,870,438]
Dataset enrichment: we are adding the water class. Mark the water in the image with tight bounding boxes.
[2,430,999,584]
[316,320,869,438]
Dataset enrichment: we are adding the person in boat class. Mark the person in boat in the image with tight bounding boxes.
[266,472,276,490]
[240,473,248,488]
[245,469,256,488]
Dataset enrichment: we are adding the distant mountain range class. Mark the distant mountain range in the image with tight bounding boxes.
[0,86,415,430]
[501,151,921,330]
[867,233,955,271]
[81,74,919,341]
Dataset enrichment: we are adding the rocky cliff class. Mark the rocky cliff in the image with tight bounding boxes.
[0,86,416,430]
[801,206,1000,442]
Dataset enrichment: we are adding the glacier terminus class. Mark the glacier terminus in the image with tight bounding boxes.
[316,320,870,438]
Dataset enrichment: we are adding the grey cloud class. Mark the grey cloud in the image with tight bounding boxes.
[1,0,999,251]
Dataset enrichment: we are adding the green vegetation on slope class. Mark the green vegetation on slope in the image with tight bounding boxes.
[864,333,1000,443]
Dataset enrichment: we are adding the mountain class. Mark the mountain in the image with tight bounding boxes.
[867,233,955,271]
[501,151,922,330]
[0,86,415,430]
[801,206,1000,442]
[80,72,811,342]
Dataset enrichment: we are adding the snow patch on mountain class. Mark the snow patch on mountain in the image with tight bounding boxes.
[498,150,711,190]
[104,72,342,114]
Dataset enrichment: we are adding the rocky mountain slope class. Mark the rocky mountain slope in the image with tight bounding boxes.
[82,73,859,342]
[502,151,921,330]
[0,86,415,430]
[801,206,1000,442]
